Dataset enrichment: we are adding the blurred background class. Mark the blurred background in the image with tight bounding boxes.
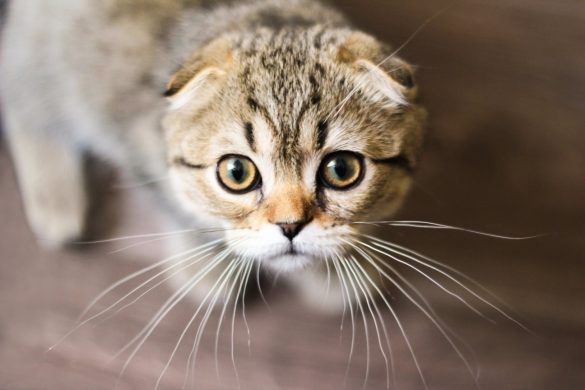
[1,0,584,389]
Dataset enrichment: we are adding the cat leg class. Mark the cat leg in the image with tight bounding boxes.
[6,121,88,248]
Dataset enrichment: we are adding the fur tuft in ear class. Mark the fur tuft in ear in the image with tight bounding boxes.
[165,38,233,110]
[337,32,417,106]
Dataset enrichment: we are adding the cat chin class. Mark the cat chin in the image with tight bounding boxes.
[260,253,315,273]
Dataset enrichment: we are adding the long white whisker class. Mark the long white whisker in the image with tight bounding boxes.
[357,239,488,320]
[341,240,429,390]
[353,220,541,240]
[93,249,219,327]
[338,256,377,390]
[375,237,514,309]
[331,256,357,386]
[345,255,393,390]
[375,6,452,68]
[154,254,241,390]
[366,234,530,332]
[347,242,428,390]
[360,245,481,381]
[255,262,271,311]
[108,235,190,255]
[324,82,362,124]
[186,257,244,388]
[341,237,477,386]
[322,257,332,306]
[77,238,222,321]
[214,258,247,382]
[241,261,254,357]
[335,257,349,343]
[112,175,169,190]
[229,259,254,388]
[73,229,201,245]
[114,244,237,382]
[47,239,223,353]
[165,256,243,390]
[348,253,398,390]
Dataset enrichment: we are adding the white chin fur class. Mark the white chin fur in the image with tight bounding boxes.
[260,253,315,272]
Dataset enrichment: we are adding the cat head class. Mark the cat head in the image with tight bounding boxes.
[163,27,426,272]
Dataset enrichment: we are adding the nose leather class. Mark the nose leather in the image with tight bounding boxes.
[277,221,307,241]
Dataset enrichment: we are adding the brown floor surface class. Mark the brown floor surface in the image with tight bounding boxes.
[1,1,584,389]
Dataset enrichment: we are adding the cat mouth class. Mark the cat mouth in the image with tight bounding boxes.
[285,244,298,255]
[259,244,314,271]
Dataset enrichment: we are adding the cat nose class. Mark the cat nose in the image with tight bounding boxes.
[277,220,309,241]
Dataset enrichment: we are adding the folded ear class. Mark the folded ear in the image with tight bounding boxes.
[336,32,417,106]
[164,38,233,110]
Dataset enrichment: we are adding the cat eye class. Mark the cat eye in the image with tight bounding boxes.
[319,152,364,190]
[216,155,261,193]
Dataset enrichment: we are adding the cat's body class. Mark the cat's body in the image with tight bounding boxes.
[1,0,425,308]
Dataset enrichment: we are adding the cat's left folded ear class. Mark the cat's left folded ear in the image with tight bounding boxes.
[336,32,418,107]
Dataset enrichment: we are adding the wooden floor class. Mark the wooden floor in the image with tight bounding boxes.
[1,1,584,389]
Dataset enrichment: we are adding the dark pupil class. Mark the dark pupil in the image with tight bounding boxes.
[228,159,246,183]
[329,158,349,179]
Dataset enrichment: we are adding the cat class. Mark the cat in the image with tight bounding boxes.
[0,0,425,310]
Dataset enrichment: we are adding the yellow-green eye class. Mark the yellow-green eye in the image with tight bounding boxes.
[319,152,364,190]
[217,155,260,193]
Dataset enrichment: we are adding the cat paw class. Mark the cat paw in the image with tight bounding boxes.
[24,188,87,248]
[7,128,89,249]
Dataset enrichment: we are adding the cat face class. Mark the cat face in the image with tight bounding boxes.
[163,28,425,271]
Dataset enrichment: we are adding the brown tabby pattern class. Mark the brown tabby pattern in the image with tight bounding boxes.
[1,0,425,307]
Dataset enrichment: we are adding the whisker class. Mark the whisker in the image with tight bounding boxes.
[229,259,254,387]
[47,239,223,352]
[153,255,242,390]
[375,6,452,68]
[348,254,398,390]
[352,220,542,240]
[345,255,393,389]
[322,256,333,307]
[92,248,219,328]
[331,256,357,386]
[114,244,238,382]
[365,234,531,333]
[240,260,254,357]
[71,226,247,248]
[337,255,371,389]
[186,257,245,388]
[324,81,362,124]
[374,237,515,311]
[356,238,488,320]
[108,235,178,254]
[72,229,201,245]
[78,238,221,320]
[341,237,477,386]
[359,245,481,381]
[255,262,271,311]
[346,244,429,390]
[111,175,169,190]
[214,257,247,382]
[335,257,349,343]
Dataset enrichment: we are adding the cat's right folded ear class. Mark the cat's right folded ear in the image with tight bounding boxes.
[164,38,233,111]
